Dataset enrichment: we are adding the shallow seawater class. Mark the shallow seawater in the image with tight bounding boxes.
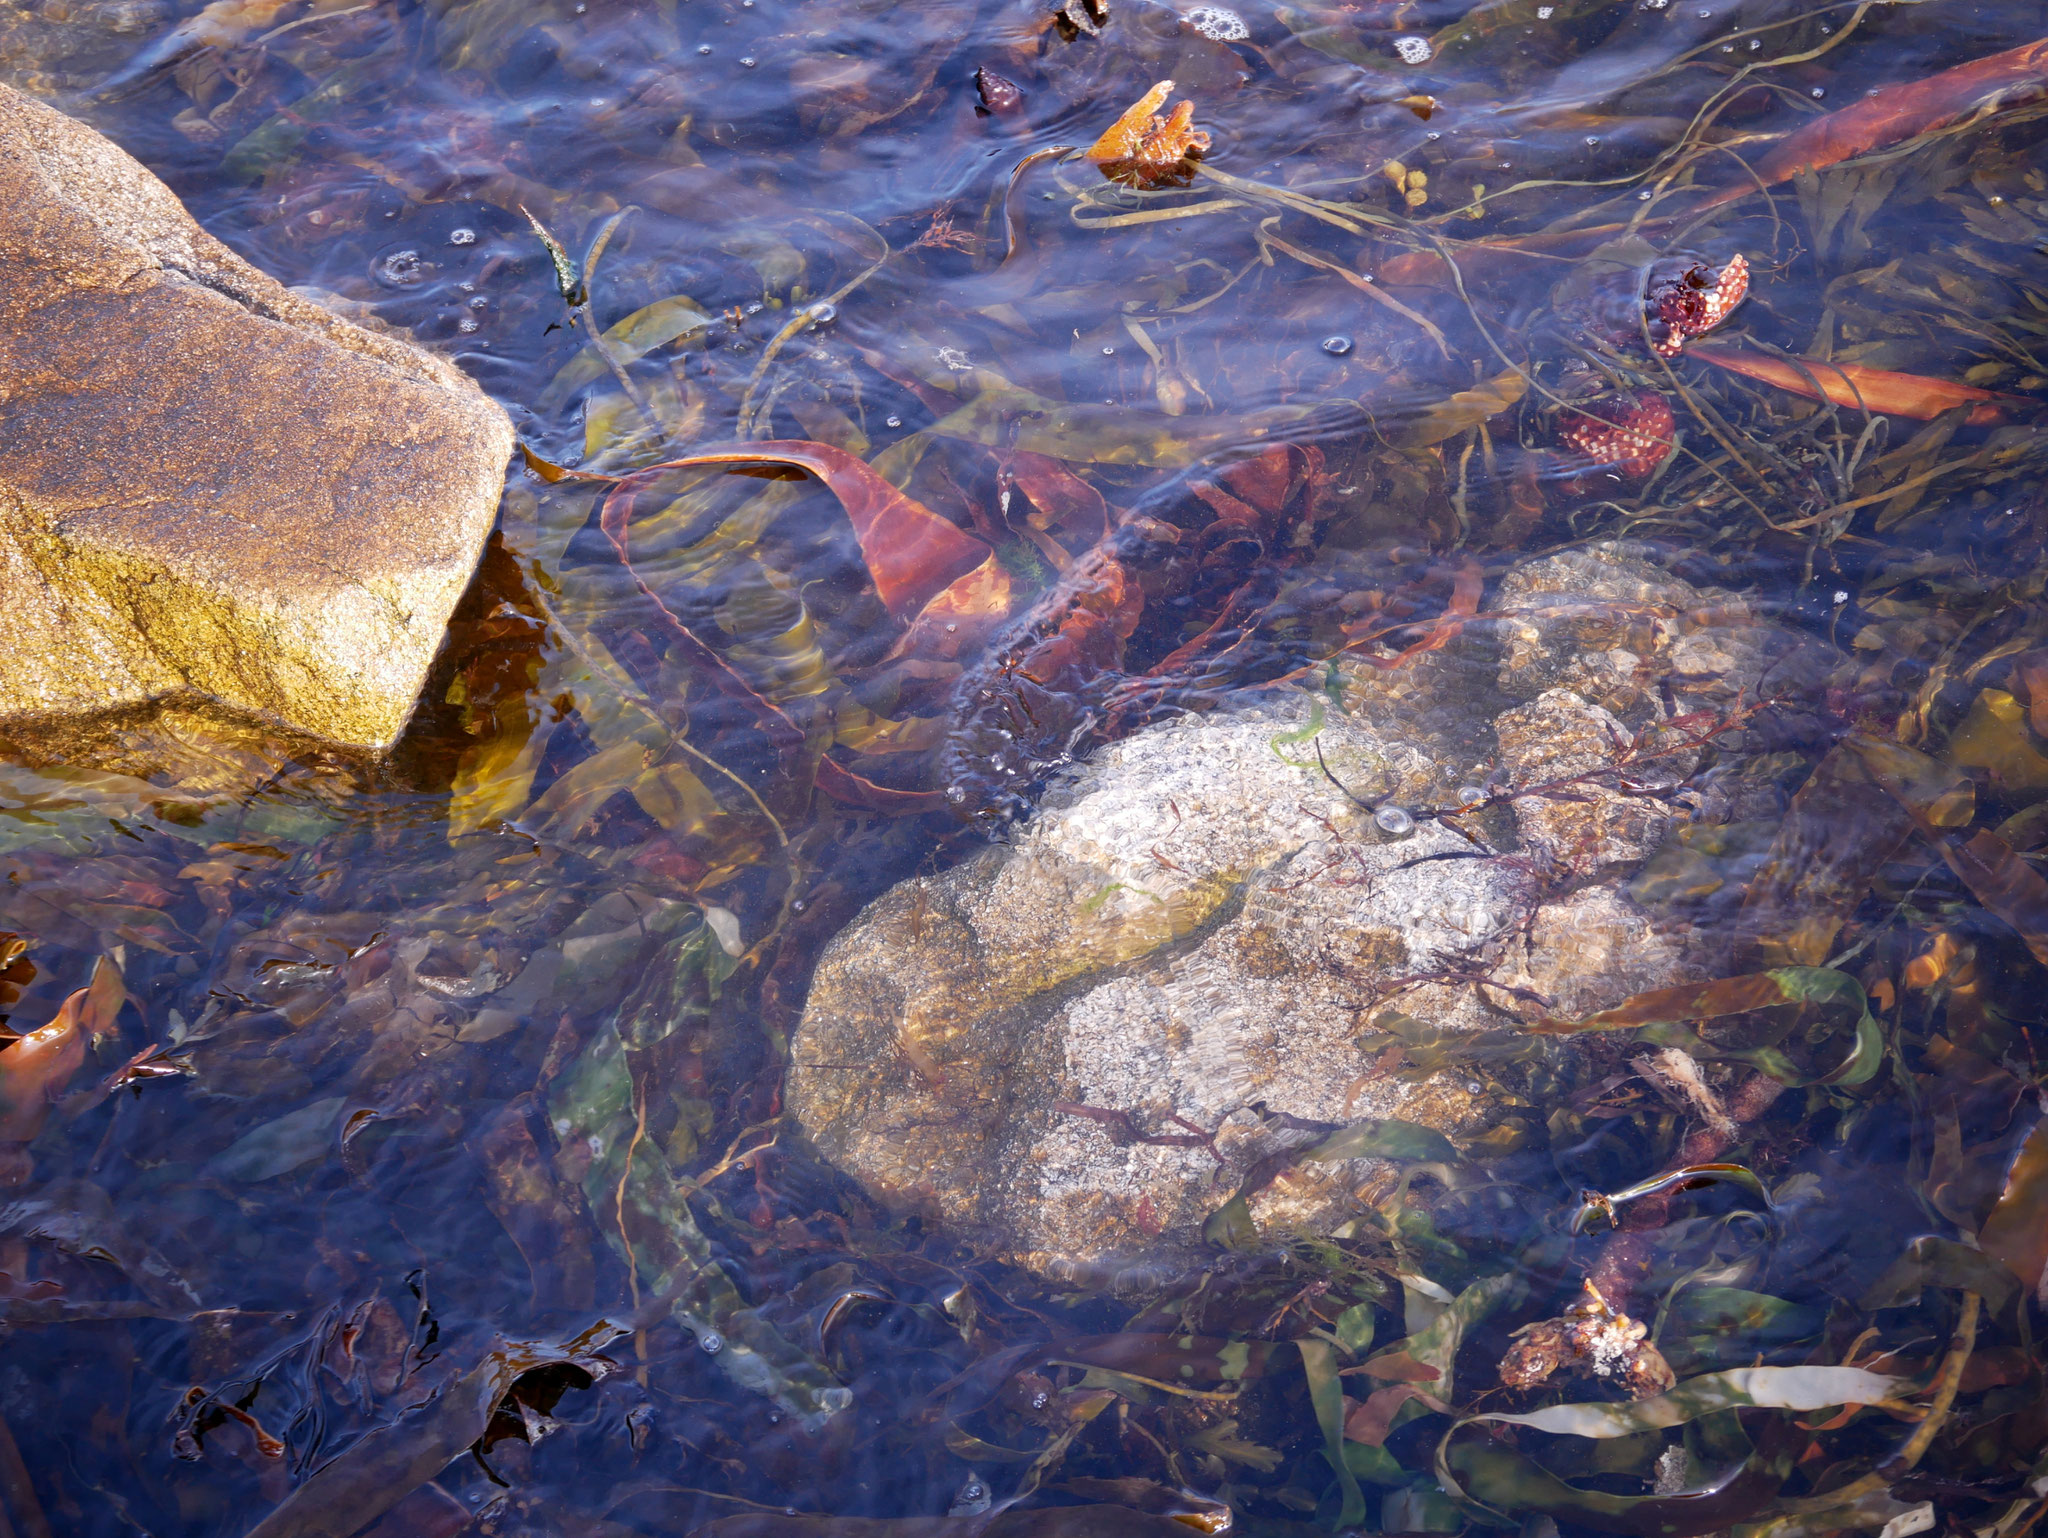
[4,0,2048,1532]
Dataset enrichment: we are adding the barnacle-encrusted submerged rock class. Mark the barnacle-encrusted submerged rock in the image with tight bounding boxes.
[0,86,512,765]
[790,544,1813,1283]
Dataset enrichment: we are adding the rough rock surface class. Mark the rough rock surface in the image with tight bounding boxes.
[788,543,1799,1283]
[0,86,512,758]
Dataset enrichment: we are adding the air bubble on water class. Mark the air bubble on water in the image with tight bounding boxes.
[1393,34,1432,62]
[698,42,712,52]
[1102,345,1116,355]
[449,228,477,246]
[1746,36,1760,48]
[791,898,807,912]
[1585,135,1600,146]
[945,784,968,804]
[1425,130,1442,141]
[1720,42,1735,51]
[1811,86,1826,97]
[1638,189,1654,199]
[1375,805,1415,835]
[1184,4,1249,40]
[1833,590,1850,605]
[1535,5,1552,16]
[1321,335,1353,355]
[1695,7,1711,15]
[808,301,837,324]
[1466,1080,1484,1094]
[468,295,488,309]
[745,301,764,315]
[817,1386,853,1412]
[371,248,428,288]
[698,1331,725,1355]
[457,317,480,333]
[885,414,903,428]
[1457,785,1486,806]
[742,55,756,66]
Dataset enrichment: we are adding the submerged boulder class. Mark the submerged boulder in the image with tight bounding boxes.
[787,544,1806,1283]
[0,86,512,763]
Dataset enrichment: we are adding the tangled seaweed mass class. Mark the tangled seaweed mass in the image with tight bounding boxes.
[4,0,2048,1534]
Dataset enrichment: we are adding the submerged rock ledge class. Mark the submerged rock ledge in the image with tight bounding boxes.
[0,86,512,764]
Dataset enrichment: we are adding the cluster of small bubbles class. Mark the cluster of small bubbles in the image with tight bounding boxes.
[885,413,903,428]
[1374,805,1415,835]
[741,55,757,65]
[1535,4,1552,15]
[1102,344,1116,355]
[1393,33,1432,62]
[808,300,837,324]
[372,248,427,288]
[449,227,477,246]
[1184,4,1250,40]
[698,1330,725,1354]
[457,317,480,333]
[945,784,969,804]
[1321,334,1354,355]
[698,42,712,53]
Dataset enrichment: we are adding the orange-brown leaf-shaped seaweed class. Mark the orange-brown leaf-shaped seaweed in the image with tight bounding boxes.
[1688,345,2032,426]
[1085,80,1211,189]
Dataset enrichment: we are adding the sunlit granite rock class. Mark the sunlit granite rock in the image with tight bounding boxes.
[0,86,511,762]
[788,546,1805,1284]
